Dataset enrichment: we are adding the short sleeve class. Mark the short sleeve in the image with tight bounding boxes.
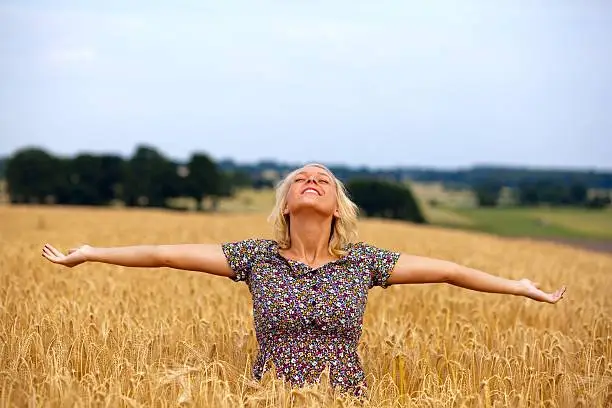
[221,238,266,282]
[354,242,401,289]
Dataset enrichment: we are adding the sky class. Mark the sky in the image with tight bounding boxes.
[1,0,611,170]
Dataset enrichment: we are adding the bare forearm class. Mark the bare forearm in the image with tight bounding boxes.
[388,253,564,303]
[449,263,524,296]
[85,245,162,267]
[43,242,234,276]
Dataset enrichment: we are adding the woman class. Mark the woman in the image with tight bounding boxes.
[41,163,566,396]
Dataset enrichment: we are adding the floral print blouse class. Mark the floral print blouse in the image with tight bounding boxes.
[221,239,401,394]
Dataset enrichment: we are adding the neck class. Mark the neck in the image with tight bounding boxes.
[286,212,335,264]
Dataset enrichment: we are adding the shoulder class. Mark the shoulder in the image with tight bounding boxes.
[345,241,401,264]
[222,238,277,257]
[346,242,401,288]
[345,241,385,256]
[221,238,278,282]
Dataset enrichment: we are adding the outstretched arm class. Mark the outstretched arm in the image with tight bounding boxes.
[41,243,235,278]
[387,253,565,304]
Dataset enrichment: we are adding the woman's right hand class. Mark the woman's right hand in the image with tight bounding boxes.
[42,243,91,268]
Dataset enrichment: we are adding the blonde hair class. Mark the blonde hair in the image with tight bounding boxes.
[267,163,359,258]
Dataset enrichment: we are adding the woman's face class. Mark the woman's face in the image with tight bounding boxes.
[284,165,339,218]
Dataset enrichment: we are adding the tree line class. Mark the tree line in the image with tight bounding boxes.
[473,178,611,209]
[5,145,250,210]
[216,161,612,190]
[3,145,427,223]
[3,145,609,219]
[217,159,612,210]
[216,160,612,209]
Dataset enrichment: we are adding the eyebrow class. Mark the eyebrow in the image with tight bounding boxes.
[296,171,331,178]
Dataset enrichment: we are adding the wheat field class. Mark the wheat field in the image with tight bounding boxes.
[1,205,611,407]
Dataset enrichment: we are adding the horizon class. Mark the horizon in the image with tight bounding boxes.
[1,1,611,170]
[2,144,611,173]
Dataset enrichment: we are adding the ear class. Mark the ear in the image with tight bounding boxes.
[333,208,340,217]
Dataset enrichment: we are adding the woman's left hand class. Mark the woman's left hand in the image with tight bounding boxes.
[518,279,566,303]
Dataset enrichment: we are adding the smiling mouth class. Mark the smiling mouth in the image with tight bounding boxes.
[302,188,321,196]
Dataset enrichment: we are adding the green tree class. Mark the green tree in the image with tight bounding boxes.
[346,179,426,223]
[225,170,252,190]
[568,182,587,205]
[517,180,540,206]
[60,154,105,205]
[124,145,180,207]
[517,179,588,207]
[0,157,6,179]
[52,154,125,205]
[586,193,611,209]
[473,179,503,207]
[5,148,64,203]
[184,153,222,211]
[98,155,126,203]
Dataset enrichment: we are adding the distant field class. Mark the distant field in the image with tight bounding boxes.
[408,181,477,208]
[531,208,612,239]
[166,188,277,213]
[435,207,612,241]
[216,188,276,213]
[408,182,475,227]
[408,182,612,245]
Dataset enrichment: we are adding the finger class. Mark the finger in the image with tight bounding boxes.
[42,246,58,260]
[42,249,58,263]
[47,244,65,258]
[550,287,566,303]
[44,243,57,252]
[44,243,58,255]
[558,287,566,299]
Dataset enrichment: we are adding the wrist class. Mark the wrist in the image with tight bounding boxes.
[513,279,527,296]
[82,245,95,262]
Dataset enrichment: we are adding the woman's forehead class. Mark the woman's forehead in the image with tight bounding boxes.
[296,164,333,177]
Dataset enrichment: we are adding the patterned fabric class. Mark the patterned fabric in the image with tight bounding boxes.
[221,239,401,394]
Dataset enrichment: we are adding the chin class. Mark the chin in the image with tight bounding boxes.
[289,203,335,218]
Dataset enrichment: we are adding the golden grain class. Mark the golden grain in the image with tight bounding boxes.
[1,205,611,407]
